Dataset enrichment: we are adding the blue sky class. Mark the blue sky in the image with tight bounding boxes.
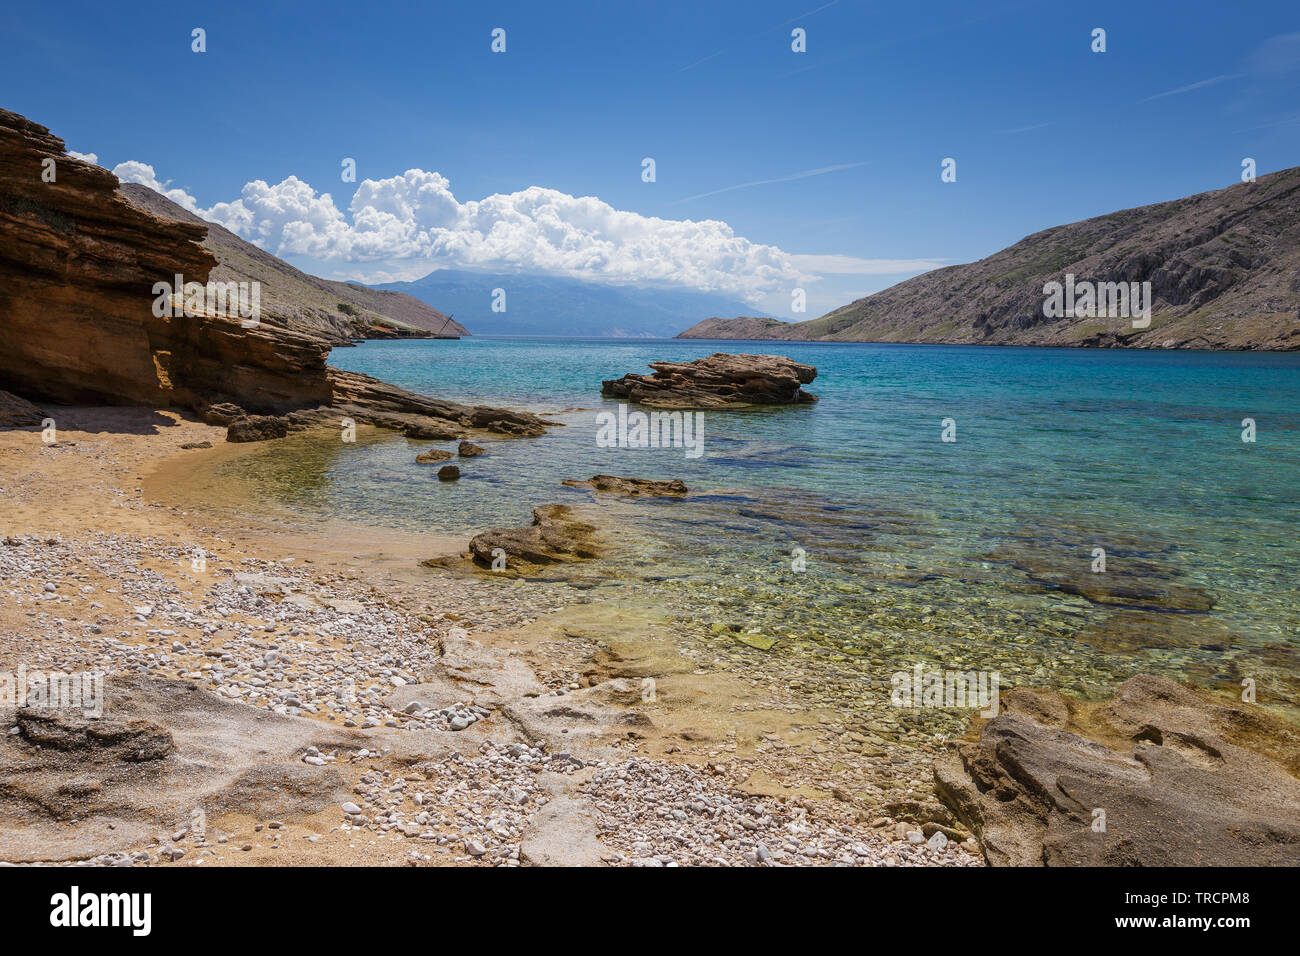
[3,0,1299,316]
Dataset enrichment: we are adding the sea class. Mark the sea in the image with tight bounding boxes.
[212,336,1300,726]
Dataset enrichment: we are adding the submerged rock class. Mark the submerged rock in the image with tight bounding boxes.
[415,448,454,464]
[933,675,1300,866]
[486,418,546,437]
[403,420,464,441]
[601,352,817,408]
[987,526,1215,613]
[437,464,460,481]
[562,475,688,497]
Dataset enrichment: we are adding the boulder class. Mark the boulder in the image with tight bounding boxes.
[467,504,599,573]
[437,464,460,481]
[933,675,1300,866]
[600,352,817,408]
[458,440,486,457]
[502,680,653,748]
[202,402,246,425]
[226,415,289,442]
[415,448,453,464]
[562,475,688,497]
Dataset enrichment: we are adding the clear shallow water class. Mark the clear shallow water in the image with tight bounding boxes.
[223,337,1300,722]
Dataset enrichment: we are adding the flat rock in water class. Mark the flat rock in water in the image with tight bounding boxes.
[562,475,687,497]
[600,352,817,408]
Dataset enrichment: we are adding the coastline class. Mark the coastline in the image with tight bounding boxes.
[0,407,982,867]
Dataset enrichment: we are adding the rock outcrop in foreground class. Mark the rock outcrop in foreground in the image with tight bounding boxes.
[0,675,358,862]
[601,353,817,408]
[676,167,1300,350]
[934,675,1300,866]
[0,107,546,437]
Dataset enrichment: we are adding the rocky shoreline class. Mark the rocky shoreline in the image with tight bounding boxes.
[3,406,1297,867]
[0,408,981,867]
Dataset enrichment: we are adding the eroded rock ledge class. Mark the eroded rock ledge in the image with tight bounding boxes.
[601,353,818,408]
[934,675,1300,866]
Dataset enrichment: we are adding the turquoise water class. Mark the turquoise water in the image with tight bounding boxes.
[231,338,1300,722]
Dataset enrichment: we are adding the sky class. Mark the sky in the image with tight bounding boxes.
[3,0,1299,318]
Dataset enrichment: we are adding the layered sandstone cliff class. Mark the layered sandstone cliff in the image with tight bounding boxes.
[0,107,333,411]
[0,107,546,436]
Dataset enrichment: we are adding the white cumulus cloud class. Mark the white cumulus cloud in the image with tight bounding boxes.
[112,161,202,213]
[110,162,943,301]
[187,169,805,299]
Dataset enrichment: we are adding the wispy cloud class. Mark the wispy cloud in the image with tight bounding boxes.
[1139,73,1243,102]
[790,254,949,275]
[1233,111,1300,133]
[672,162,864,204]
[996,122,1052,135]
[775,3,1026,80]
[1248,31,1300,76]
[772,0,842,31]
[670,0,841,74]
[671,49,725,74]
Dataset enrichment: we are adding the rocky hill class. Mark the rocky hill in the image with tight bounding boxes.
[676,316,791,340]
[117,183,467,343]
[678,168,1300,350]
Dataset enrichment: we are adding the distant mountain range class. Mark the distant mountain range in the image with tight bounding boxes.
[369,269,766,338]
[678,167,1300,350]
[118,184,467,343]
